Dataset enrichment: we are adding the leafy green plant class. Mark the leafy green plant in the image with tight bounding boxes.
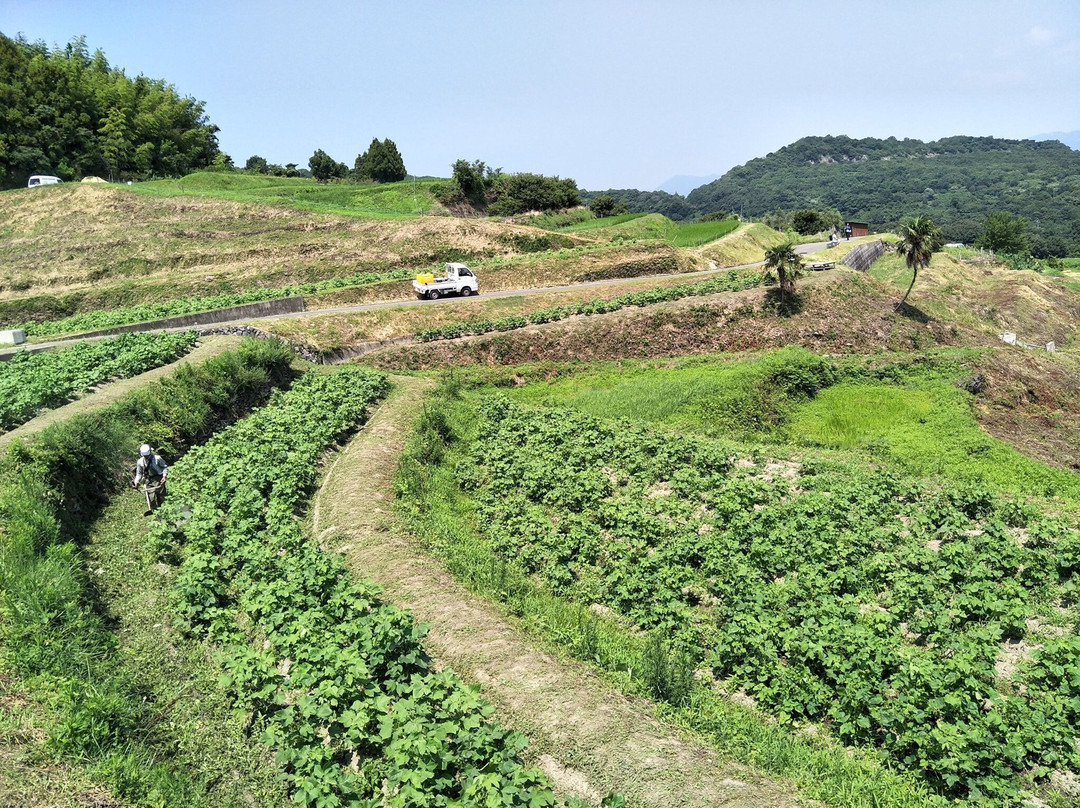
[148,369,589,807]
[0,330,198,431]
[17,269,419,337]
[0,338,294,807]
[443,392,1080,804]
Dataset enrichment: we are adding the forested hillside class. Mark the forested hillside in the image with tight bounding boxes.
[579,187,694,221]
[686,135,1080,256]
[0,33,221,189]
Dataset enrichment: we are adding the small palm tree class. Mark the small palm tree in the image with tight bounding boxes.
[764,242,802,301]
[894,217,942,310]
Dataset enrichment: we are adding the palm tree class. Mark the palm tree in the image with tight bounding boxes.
[894,217,942,311]
[764,241,802,301]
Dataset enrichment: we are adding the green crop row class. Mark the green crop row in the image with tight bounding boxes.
[415,270,766,342]
[148,370,592,808]
[0,338,296,806]
[456,395,1080,805]
[16,268,417,337]
[0,330,199,431]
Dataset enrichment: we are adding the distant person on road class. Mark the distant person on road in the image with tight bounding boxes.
[844,223,852,240]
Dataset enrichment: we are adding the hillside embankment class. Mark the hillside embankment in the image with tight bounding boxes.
[361,260,1080,475]
[0,185,687,326]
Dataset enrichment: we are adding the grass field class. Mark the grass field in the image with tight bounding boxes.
[559,213,741,247]
[134,172,445,218]
[507,348,1080,503]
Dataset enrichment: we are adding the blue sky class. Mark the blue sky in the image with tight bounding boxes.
[2,0,1078,191]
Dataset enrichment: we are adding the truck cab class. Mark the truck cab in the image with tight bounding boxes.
[412,262,480,300]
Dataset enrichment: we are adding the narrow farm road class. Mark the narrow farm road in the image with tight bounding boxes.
[313,376,802,808]
[0,335,243,453]
[7,236,870,359]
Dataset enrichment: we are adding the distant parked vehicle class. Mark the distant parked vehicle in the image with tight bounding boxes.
[412,262,479,300]
[27,174,63,187]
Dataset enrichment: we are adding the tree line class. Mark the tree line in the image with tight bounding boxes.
[0,33,222,189]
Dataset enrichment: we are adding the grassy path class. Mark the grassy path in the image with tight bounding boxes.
[312,375,801,808]
[0,335,243,452]
[0,673,121,808]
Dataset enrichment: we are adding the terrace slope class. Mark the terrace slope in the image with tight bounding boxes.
[0,184,591,322]
[313,375,801,808]
[363,263,1080,474]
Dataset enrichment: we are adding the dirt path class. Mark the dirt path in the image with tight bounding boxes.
[313,376,801,808]
[0,335,243,452]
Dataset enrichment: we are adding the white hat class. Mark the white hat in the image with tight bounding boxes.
[139,444,152,456]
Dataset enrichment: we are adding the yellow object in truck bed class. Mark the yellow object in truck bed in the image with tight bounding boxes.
[415,273,435,284]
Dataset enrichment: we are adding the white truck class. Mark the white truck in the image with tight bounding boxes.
[412,262,479,300]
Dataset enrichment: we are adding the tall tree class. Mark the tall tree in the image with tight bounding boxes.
[0,32,221,188]
[354,137,406,183]
[100,105,131,180]
[894,216,942,310]
[764,241,802,301]
[451,159,490,204]
[308,148,346,182]
[976,211,1028,254]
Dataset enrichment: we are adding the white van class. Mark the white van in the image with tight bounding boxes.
[27,174,63,187]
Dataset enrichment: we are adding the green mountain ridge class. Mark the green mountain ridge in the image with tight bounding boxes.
[687,134,1080,255]
[586,135,1080,256]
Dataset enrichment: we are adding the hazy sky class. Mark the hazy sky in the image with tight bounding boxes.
[2,0,1078,191]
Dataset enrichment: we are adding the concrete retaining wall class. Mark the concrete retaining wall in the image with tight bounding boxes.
[320,336,415,365]
[841,241,886,272]
[66,296,306,340]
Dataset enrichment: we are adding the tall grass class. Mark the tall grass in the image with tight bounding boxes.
[508,349,1080,504]
[666,218,740,247]
[557,212,650,232]
[792,381,1080,500]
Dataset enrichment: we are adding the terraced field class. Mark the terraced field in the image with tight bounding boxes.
[3,174,1079,808]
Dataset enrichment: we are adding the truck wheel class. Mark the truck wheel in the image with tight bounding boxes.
[460,287,472,297]
[428,290,440,300]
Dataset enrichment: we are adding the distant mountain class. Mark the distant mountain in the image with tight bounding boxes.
[655,174,721,196]
[1033,130,1080,150]
[685,135,1080,256]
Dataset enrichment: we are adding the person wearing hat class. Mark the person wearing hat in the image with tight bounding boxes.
[133,444,168,507]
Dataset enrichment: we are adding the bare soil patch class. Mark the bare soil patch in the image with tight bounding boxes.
[312,376,801,808]
[968,349,1080,472]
